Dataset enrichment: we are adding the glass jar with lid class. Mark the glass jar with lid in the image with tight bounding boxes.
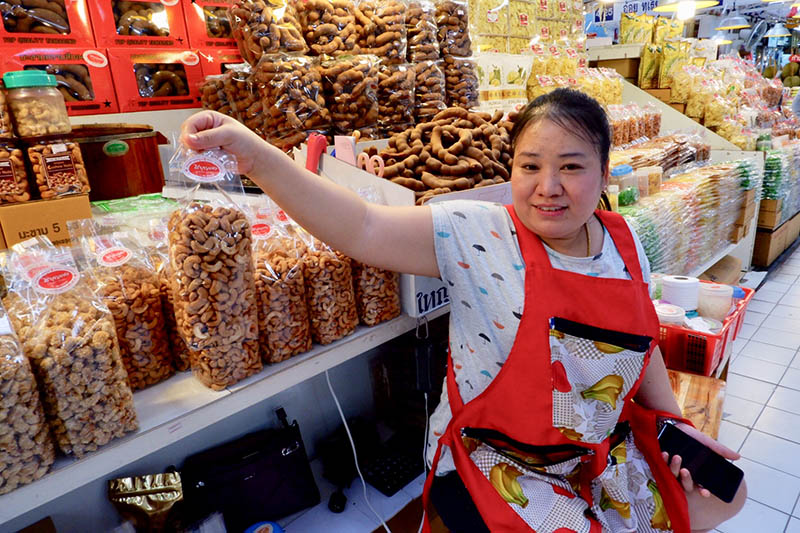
[3,70,71,138]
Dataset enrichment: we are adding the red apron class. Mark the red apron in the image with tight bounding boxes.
[422,207,693,533]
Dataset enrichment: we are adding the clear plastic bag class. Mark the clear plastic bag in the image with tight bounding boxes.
[114,1,169,36]
[303,239,358,345]
[320,54,380,139]
[378,63,415,136]
[222,63,265,137]
[295,0,360,56]
[251,209,312,363]
[200,75,236,118]
[227,0,307,66]
[0,299,54,495]
[167,145,261,390]
[0,141,32,204]
[406,0,440,62]
[70,220,173,391]
[3,237,138,457]
[443,55,478,109]
[252,53,330,152]
[355,0,408,63]
[435,0,471,57]
[413,59,447,122]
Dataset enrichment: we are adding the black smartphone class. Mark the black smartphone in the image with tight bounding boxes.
[657,422,744,503]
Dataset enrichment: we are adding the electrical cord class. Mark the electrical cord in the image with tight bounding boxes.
[418,392,430,533]
[325,369,392,533]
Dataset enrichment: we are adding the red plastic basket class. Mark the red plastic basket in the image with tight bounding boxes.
[658,284,754,376]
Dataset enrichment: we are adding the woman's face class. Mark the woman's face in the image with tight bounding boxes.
[511,118,608,241]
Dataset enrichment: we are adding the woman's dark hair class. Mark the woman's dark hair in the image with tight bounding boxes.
[510,88,612,171]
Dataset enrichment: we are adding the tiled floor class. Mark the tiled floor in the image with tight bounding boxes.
[716,246,800,532]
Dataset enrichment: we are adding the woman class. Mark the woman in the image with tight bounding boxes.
[181,89,746,532]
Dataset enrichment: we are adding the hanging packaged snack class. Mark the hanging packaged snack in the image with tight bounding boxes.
[406,0,441,61]
[0,298,55,496]
[320,54,380,139]
[598,67,622,105]
[534,0,552,21]
[0,0,93,46]
[435,0,471,57]
[295,0,360,56]
[303,238,358,345]
[3,237,138,457]
[227,0,307,66]
[354,0,408,63]
[167,145,261,389]
[527,74,556,101]
[443,55,478,109]
[658,41,684,90]
[607,105,629,147]
[251,210,312,363]
[252,53,330,152]
[0,141,31,204]
[200,75,235,117]
[468,0,508,37]
[26,139,90,199]
[413,59,446,121]
[619,13,637,44]
[108,49,204,113]
[88,0,189,47]
[643,103,661,138]
[378,63,415,136]
[638,44,660,91]
[509,1,533,39]
[183,0,236,48]
[70,222,173,390]
[221,63,265,136]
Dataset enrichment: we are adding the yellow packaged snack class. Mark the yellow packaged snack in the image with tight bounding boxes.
[555,0,570,20]
[658,41,684,89]
[545,44,563,76]
[600,67,623,105]
[670,65,691,103]
[535,0,554,20]
[470,0,510,36]
[530,44,548,76]
[641,14,655,44]
[638,43,660,89]
[669,19,684,39]
[510,37,535,54]
[474,35,509,53]
[527,74,556,101]
[620,13,638,44]
[653,17,670,45]
[510,1,535,37]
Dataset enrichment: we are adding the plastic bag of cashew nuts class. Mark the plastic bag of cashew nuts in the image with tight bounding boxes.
[320,54,380,139]
[354,0,408,63]
[251,209,312,363]
[227,0,308,66]
[70,221,174,391]
[0,140,32,204]
[406,0,440,62]
[434,0,471,57]
[167,145,262,390]
[200,75,236,118]
[252,53,331,153]
[295,0,360,56]
[413,60,446,123]
[378,63,415,136]
[443,55,479,109]
[2,237,138,458]
[0,299,55,496]
[222,63,267,138]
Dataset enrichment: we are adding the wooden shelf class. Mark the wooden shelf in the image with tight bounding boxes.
[0,307,448,525]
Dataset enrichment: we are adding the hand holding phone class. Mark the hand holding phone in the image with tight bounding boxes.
[657,421,743,503]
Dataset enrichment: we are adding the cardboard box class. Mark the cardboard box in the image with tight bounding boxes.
[699,255,742,285]
[108,48,203,112]
[729,224,745,243]
[787,212,800,246]
[89,0,189,48]
[0,0,94,47]
[752,224,788,268]
[735,201,756,226]
[0,194,91,249]
[644,88,671,103]
[1,48,118,115]
[595,58,640,79]
[743,188,756,205]
[184,0,236,49]
[758,198,783,230]
[199,48,244,77]
[669,103,686,114]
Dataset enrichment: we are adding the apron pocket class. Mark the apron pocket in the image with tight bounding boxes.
[549,317,651,444]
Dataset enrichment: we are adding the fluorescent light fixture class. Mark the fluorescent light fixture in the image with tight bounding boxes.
[765,22,791,36]
[653,0,718,12]
[712,30,733,43]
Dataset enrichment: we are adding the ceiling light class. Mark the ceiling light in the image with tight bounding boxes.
[715,13,751,29]
[653,0,718,12]
[765,22,791,36]
[712,31,733,43]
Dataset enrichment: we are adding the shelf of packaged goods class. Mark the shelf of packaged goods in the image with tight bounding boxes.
[0,306,449,526]
[688,242,740,279]
[586,43,644,62]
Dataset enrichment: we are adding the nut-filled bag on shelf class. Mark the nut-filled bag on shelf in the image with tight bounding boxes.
[435,0,471,57]
[2,237,138,458]
[443,55,478,109]
[69,220,173,391]
[406,0,440,62]
[200,75,236,118]
[227,0,308,66]
[0,140,31,204]
[295,0,360,56]
[320,54,380,139]
[355,0,408,63]
[252,53,331,153]
[222,63,265,137]
[0,297,55,495]
[167,145,261,390]
[250,206,312,363]
[378,62,415,136]
[413,59,446,122]
[302,236,358,345]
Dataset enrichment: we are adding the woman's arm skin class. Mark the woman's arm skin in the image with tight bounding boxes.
[181,111,440,278]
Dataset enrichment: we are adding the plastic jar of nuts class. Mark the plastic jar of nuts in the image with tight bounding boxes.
[3,70,71,138]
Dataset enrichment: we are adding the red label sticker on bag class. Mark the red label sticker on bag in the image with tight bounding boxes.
[276,210,288,222]
[99,246,132,267]
[519,13,529,26]
[35,266,79,294]
[252,223,272,238]
[182,156,226,182]
[487,10,499,23]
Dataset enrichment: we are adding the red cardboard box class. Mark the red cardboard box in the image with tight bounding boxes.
[183,0,236,49]
[0,0,94,47]
[89,0,189,48]
[2,48,118,115]
[198,48,244,77]
[108,48,202,112]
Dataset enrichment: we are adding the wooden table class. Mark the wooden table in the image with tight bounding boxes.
[668,369,726,439]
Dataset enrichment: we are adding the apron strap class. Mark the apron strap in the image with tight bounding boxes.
[595,210,645,283]
[446,347,465,413]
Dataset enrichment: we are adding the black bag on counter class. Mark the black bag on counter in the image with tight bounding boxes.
[180,408,320,532]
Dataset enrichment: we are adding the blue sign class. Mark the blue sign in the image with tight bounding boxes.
[595,4,614,22]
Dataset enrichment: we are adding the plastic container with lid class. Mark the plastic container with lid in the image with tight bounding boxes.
[3,70,71,138]
[0,81,15,140]
[607,184,619,211]
[609,164,633,189]
[697,283,733,321]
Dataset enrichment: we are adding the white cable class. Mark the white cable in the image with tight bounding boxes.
[418,392,430,533]
[325,370,392,533]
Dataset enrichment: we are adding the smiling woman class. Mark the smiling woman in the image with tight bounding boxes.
[179,89,746,532]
